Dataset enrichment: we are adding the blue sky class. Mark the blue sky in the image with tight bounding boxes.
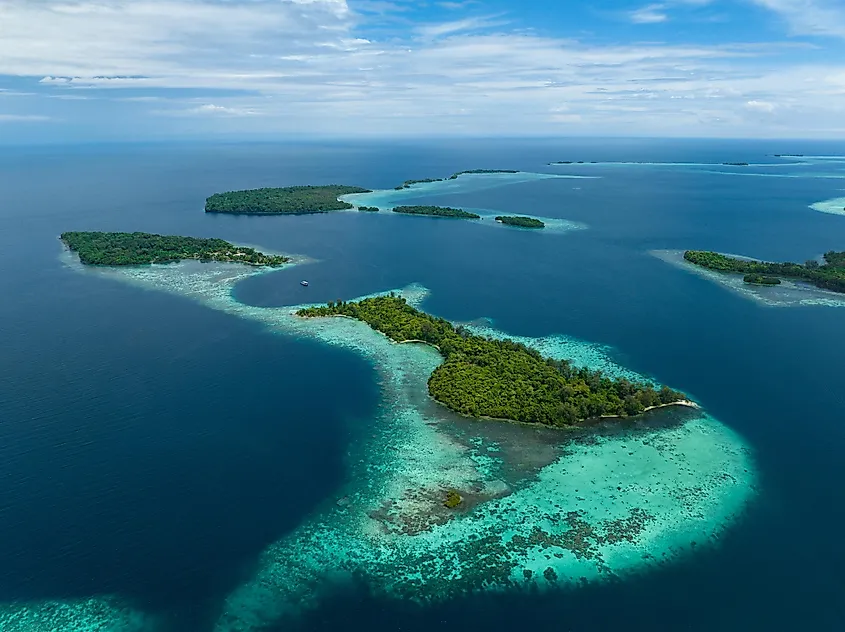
[1,0,844,142]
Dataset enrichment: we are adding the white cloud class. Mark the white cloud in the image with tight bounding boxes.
[416,16,507,38]
[745,99,776,112]
[187,103,257,116]
[0,0,843,137]
[751,0,845,38]
[0,114,50,122]
[629,4,669,24]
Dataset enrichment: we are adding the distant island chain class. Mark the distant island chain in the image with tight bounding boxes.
[203,177,547,227]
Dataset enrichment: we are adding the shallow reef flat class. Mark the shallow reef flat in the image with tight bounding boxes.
[0,597,157,632]
[652,249,845,308]
[810,196,845,217]
[340,171,589,234]
[13,254,757,632]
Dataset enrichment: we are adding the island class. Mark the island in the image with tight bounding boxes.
[205,185,371,214]
[744,274,781,286]
[297,295,688,426]
[392,206,481,219]
[394,170,520,189]
[684,250,845,293]
[447,169,519,179]
[395,178,443,190]
[358,206,380,212]
[495,215,545,228]
[61,231,289,266]
[722,162,749,166]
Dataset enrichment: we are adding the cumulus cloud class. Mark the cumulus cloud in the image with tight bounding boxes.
[745,99,776,112]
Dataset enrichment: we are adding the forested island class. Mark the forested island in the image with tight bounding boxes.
[744,274,781,286]
[684,250,845,293]
[358,206,380,212]
[495,215,545,228]
[205,185,371,214]
[392,206,481,219]
[61,231,289,266]
[298,295,688,426]
[394,170,520,189]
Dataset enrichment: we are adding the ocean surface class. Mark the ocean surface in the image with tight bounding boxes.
[0,138,844,631]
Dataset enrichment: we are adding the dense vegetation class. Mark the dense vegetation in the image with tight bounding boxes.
[684,250,845,293]
[392,206,481,219]
[61,231,289,266]
[744,274,781,286]
[448,169,519,179]
[495,215,545,228]
[395,178,443,190]
[297,295,686,426]
[394,170,520,189]
[358,206,380,212]
[205,185,371,214]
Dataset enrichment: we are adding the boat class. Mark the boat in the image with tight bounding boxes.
[300,280,309,287]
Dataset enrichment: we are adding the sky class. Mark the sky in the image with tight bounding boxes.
[1,0,845,142]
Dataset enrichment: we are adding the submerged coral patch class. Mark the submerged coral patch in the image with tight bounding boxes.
[18,254,759,632]
[0,597,157,632]
[809,197,845,217]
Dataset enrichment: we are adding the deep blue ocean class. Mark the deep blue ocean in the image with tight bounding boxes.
[1,138,844,631]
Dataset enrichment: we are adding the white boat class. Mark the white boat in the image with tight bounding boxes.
[300,280,309,287]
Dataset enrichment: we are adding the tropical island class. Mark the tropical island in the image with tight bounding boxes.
[61,231,289,266]
[392,206,481,219]
[684,250,845,293]
[394,170,520,189]
[744,274,781,286]
[495,215,545,228]
[297,295,688,425]
[205,185,371,214]
[358,206,380,212]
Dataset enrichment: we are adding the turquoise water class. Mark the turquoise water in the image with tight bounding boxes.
[1,139,844,631]
[35,251,754,632]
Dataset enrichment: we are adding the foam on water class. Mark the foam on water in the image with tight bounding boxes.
[8,255,757,631]
[340,172,589,234]
[652,249,845,308]
[809,197,845,217]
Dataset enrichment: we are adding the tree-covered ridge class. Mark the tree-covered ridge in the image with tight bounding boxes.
[394,169,519,189]
[392,206,481,219]
[205,185,371,214]
[448,169,519,179]
[297,296,687,426]
[684,250,845,293]
[61,232,290,266]
[495,215,545,228]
